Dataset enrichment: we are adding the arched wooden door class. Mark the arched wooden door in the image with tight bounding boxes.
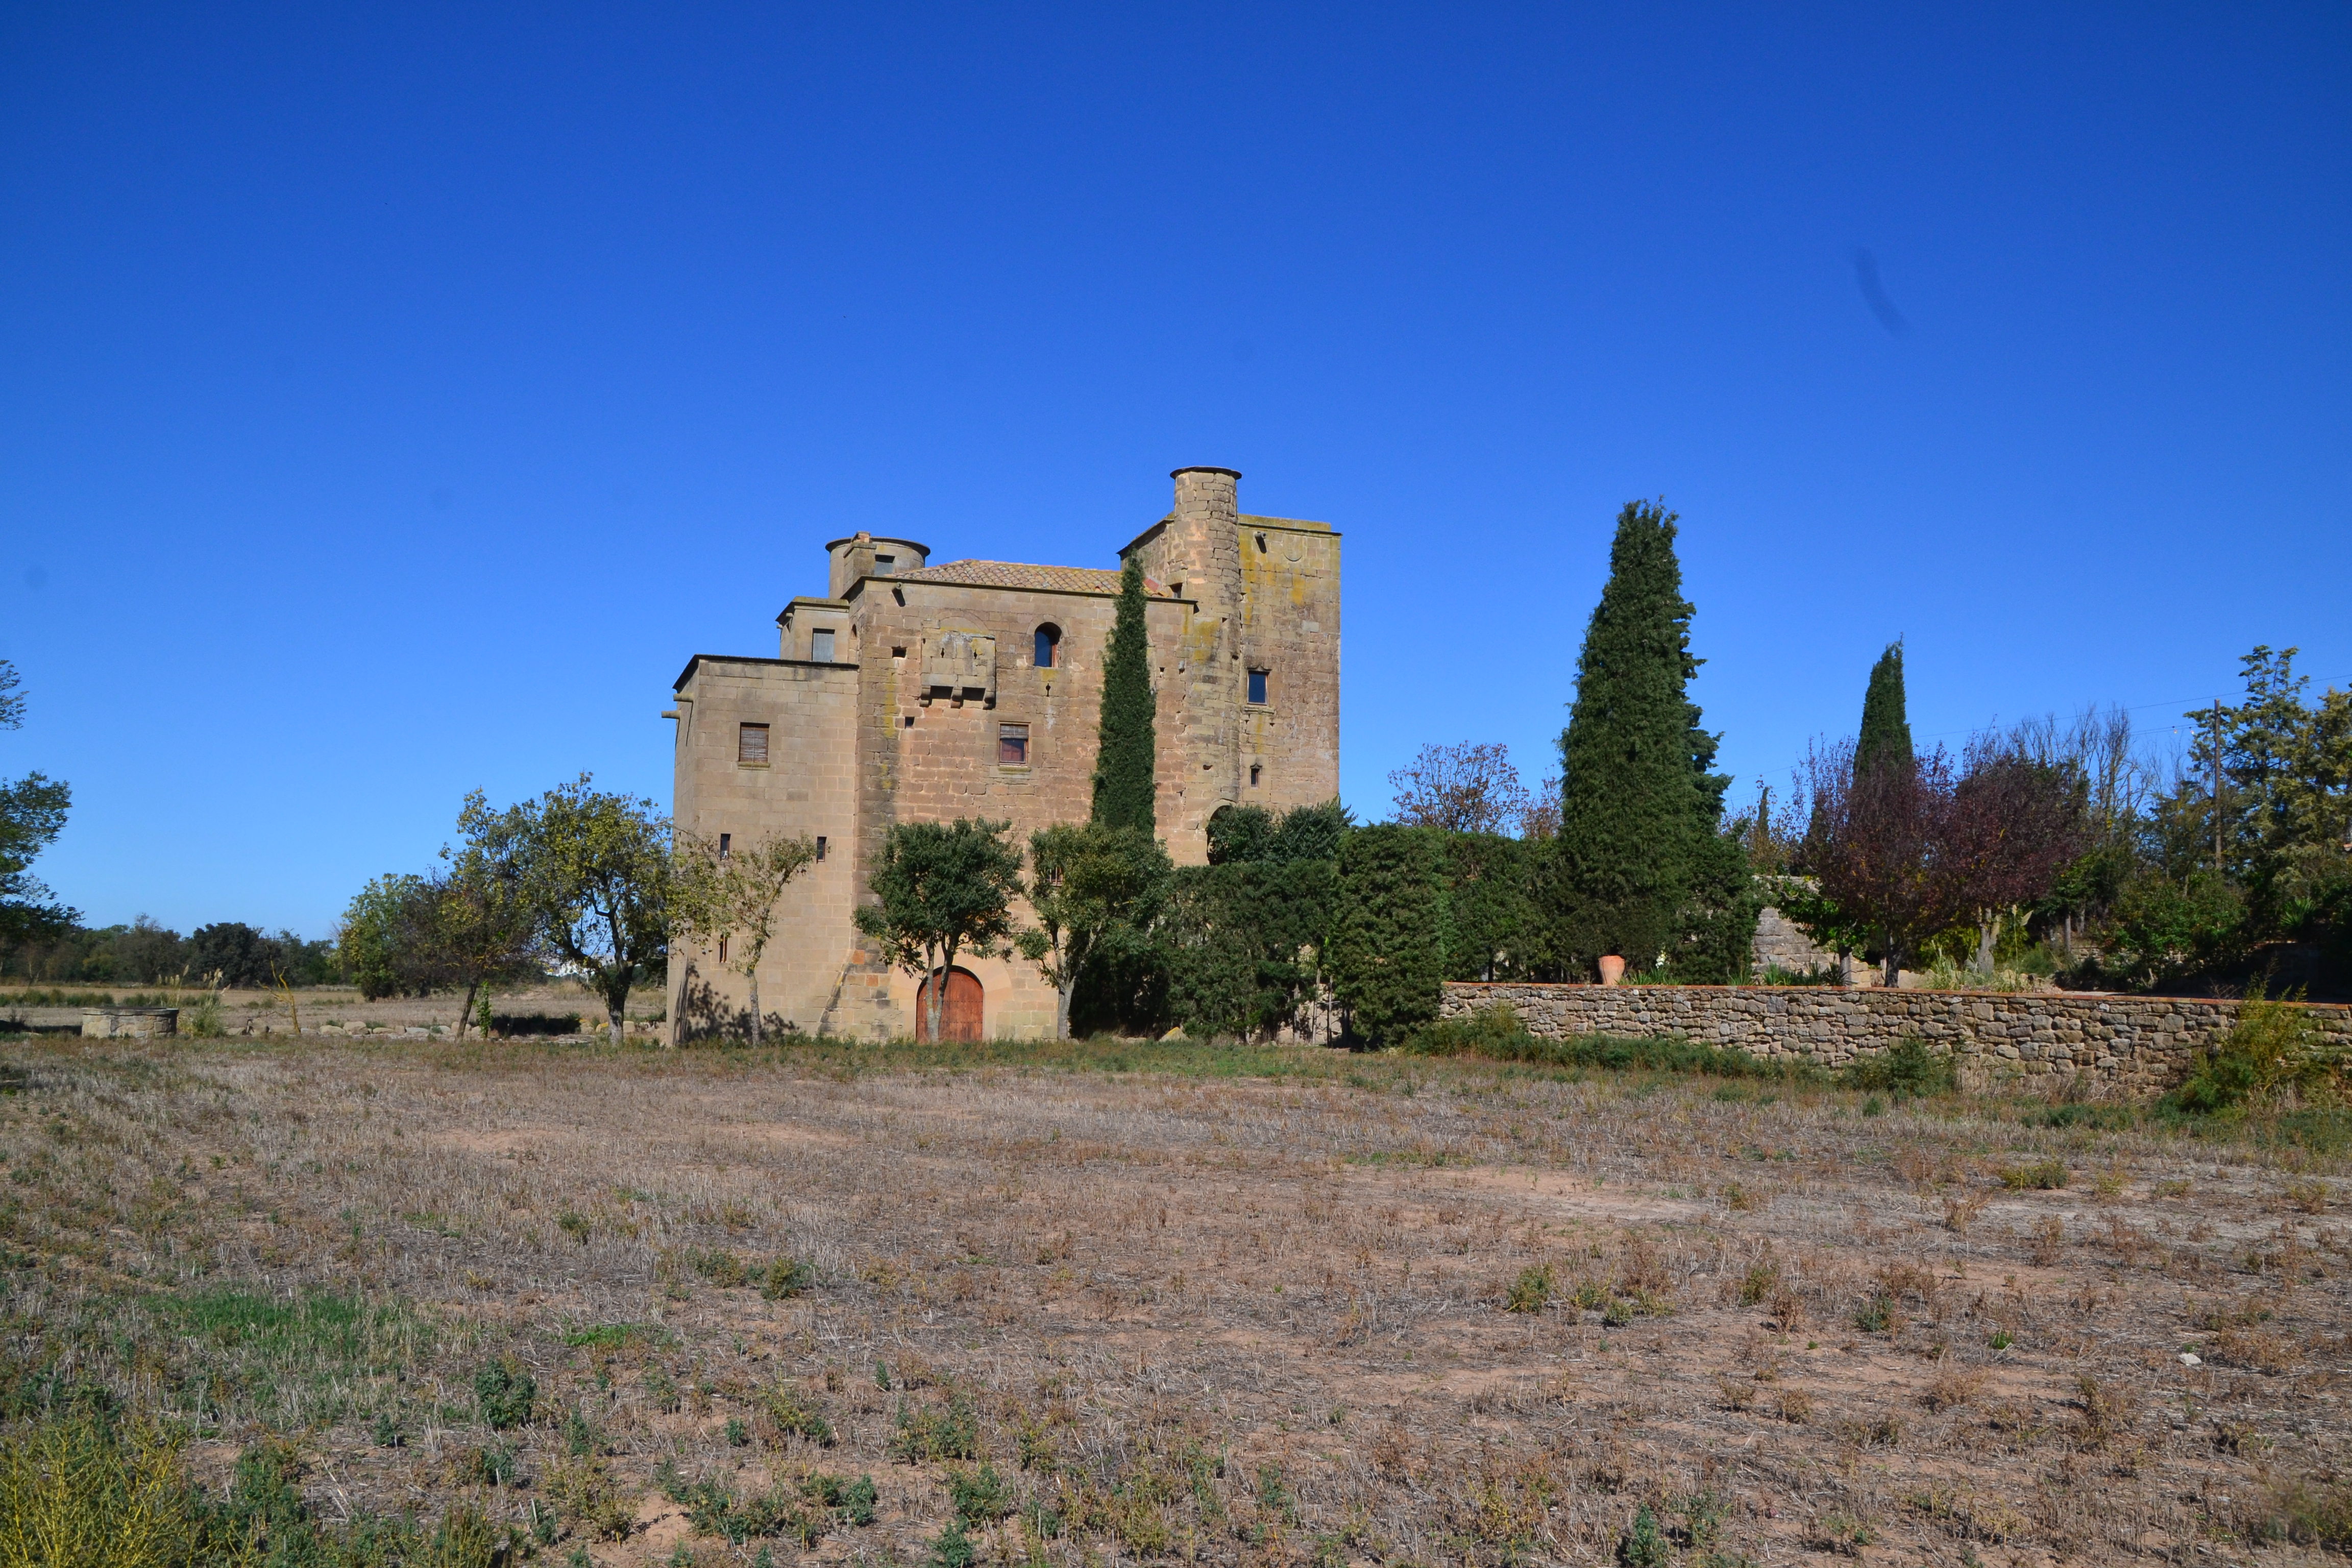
[914,967,984,1042]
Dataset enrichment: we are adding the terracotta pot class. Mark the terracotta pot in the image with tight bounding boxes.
[1598,954,1626,987]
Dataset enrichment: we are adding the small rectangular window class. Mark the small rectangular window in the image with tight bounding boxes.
[717,935,729,964]
[1249,764,1261,788]
[811,628,836,661]
[718,832,731,859]
[815,835,827,862]
[1247,668,1268,704]
[998,723,1029,765]
[738,723,769,765]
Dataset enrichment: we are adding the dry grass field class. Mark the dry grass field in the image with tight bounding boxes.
[0,1032,2345,1565]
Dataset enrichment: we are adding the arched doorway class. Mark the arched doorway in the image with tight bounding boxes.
[914,967,984,1042]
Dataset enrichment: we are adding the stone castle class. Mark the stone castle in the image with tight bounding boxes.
[666,467,1341,1042]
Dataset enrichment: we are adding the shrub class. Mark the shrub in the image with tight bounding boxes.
[766,1385,835,1446]
[1328,825,1448,1045]
[948,1461,1013,1524]
[928,1517,978,1568]
[693,1249,750,1287]
[1505,1264,1554,1313]
[760,1257,815,1301]
[1409,1003,1817,1082]
[474,1357,537,1429]
[889,1394,980,1463]
[1840,1037,1955,1097]
[547,1455,637,1540]
[0,1414,194,1567]
[802,1473,878,1528]
[2168,985,2340,1114]
[2000,1158,2069,1191]
[1619,1503,1668,1567]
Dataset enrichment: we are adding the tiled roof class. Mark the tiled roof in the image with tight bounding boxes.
[891,559,1175,597]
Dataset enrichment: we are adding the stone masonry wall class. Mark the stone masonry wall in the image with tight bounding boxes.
[1439,982,2352,1100]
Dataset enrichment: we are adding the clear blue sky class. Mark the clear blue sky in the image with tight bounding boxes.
[5,4,2346,937]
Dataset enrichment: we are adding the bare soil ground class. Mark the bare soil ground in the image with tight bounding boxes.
[0,1034,2344,1565]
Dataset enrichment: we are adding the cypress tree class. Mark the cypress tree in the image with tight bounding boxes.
[1856,641,1914,776]
[1327,824,1447,1044]
[1090,556,1157,832]
[1553,500,1752,977]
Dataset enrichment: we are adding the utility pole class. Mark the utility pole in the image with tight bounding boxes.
[2210,697,2223,876]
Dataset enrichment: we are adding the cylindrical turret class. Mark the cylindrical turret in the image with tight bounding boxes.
[823,533,930,599]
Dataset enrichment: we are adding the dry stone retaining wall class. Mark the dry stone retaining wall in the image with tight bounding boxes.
[1439,982,2352,1100]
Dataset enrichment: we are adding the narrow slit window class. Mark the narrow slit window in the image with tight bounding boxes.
[1247,668,1268,705]
[718,832,731,859]
[1249,764,1261,788]
[815,835,827,862]
[998,723,1030,765]
[811,628,836,661]
[717,935,729,964]
[1034,623,1061,669]
[738,723,769,765]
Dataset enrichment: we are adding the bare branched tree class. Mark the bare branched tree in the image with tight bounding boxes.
[1388,742,1531,836]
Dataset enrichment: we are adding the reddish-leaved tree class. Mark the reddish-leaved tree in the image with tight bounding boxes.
[1798,738,1969,985]
[1946,736,2085,974]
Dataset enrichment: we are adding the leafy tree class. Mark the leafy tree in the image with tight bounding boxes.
[1946,737,2084,974]
[1855,641,1914,777]
[1798,739,1967,986]
[0,659,75,959]
[1438,832,1542,982]
[1327,824,1447,1045]
[1015,823,1169,1040]
[1162,802,1349,1040]
[1778,644,1928,982]
[2105,870,2246,990]
[1387,742,1530,835]
[854,819,1024,1041]
[670,827,818,1045]
[432,807,545,1035]
[464,775,672,1046]
[187,922,283,989]
[337,874,438,999]
[1090,557,1157,832]
[1552,500,1752,977]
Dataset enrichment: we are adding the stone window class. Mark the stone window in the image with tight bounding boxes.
[811,628,836,662]
[1034,623,1061,669]
[718,936,728,964]
[998,723,1030,766]
[718,832,731,860]
[816,835,827,862]
[738,723,769,766]
[1246,668,1269,705]
[874,553,895,572]
[1250,764,1261,788]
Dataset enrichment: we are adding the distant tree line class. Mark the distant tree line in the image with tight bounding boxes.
[0,917,339,989]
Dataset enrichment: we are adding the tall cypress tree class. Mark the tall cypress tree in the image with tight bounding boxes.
[1090,556,1157,832]
[1552,500,1752,977]
[1856,642,1914,776]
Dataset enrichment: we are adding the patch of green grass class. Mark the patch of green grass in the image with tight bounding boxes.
[561,1321,674,1350]
[1406,1005,1822,1083]
[143,1287,432,1425]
